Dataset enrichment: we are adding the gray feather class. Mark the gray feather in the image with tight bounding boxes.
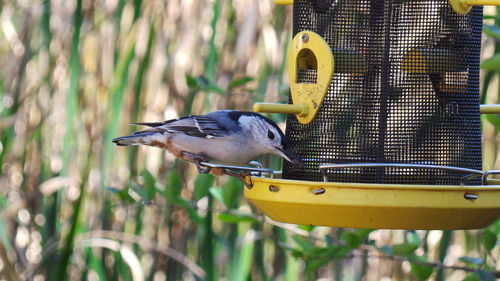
[112,131,158,146]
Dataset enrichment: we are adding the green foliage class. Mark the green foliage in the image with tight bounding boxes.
[163,170,183,204]
[482,229,497,251]
[140,168,157,201]
[410,261,434,281]
[185,74,224,94]
[480,54,500,70]
[193,174,214,201]
[217,211,259,224]
[0,1,499,281]
[228,76,254,90]
[483,24,500,39]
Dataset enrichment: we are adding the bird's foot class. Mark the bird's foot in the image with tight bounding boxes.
[181,151,211,174]
[223,170,253,189]
[195,161,211,174]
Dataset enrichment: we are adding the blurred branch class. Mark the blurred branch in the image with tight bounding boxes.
[77,230,205,279]
[78,238,144,281]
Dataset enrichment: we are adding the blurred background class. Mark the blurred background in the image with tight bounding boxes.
[0,0,498,280]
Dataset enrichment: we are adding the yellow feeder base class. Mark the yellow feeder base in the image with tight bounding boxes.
[244,177,500,230]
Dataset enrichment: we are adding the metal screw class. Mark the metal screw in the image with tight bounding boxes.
[301,33,309,43]
[312,188,326,195]
[464,193,478,201]
[269,185,279,192]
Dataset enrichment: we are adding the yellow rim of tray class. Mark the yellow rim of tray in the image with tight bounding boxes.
[244,177,500,230]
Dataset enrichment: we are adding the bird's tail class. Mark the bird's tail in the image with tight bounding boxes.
[112,131,159,146]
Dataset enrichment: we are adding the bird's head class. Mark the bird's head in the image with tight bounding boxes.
[235,112,304,166]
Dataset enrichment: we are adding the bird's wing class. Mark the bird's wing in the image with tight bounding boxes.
[153,115,232,138]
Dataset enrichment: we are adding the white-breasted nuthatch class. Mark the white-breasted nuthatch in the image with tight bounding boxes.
[112,110,303,175]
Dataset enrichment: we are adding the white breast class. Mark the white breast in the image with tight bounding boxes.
[170,134,263,165]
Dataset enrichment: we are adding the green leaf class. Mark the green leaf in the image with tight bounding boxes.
[193,174,214,201]
[484,114,500,129]
[310,245,350,258]
[209,187,227,207]
[106,186,135,203]
[483,15,500,20]
[480,53,500,70]
[218,211,259,224]
[221,177,242,208]
[297,225,315,232]
[392,242,419,255]
[459,256,484,266]
[141,169,156,201]
[292,235,314,252]
[186,75,224,94]
[185,74,199,88]
[462,273,481,281]
[228,76,254,90]
[163,171,199,221]
[305,258,331,273]
[342,232,362,249]
[410,263,433,281]
[208,178,242,208]
[483,24,500,39]
[164,170,182,203]
[205,85,225,94]
[355,228,375,239]
[482,229,497,251]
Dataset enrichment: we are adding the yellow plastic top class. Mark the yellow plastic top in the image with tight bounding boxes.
[275,0,293,5]
[480,104,500,114]
[254,31,334,124]
[288,31,334,124]
[450,0,500,14]
[244,177,500,230]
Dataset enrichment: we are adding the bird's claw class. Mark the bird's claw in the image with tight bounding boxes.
[195,161,211,174]
[191,159,253,189]
[223,170,253,189]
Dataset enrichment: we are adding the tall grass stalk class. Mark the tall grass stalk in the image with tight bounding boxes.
[435,231,452,281]
[128,23,154,174]
[102,29,137,182]
[52,0,83,279]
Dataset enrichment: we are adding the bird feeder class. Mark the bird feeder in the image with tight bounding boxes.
[245,0,500,229]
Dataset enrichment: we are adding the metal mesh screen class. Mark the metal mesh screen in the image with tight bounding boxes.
[283,0,483,185]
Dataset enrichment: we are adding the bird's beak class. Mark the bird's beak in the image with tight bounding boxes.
[277,147,305,167]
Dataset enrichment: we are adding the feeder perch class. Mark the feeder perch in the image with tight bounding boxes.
[247,0,500,230]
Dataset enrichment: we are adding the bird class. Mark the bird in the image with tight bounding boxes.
[112,110,304,178]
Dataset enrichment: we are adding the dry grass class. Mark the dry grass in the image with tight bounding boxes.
[0,1,498,280]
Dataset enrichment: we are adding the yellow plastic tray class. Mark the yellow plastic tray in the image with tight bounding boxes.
[244,177,500,230]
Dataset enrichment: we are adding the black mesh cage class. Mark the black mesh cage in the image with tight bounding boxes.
[283,0,483,185]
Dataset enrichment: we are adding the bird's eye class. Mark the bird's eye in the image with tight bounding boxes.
[267,130,275,140]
